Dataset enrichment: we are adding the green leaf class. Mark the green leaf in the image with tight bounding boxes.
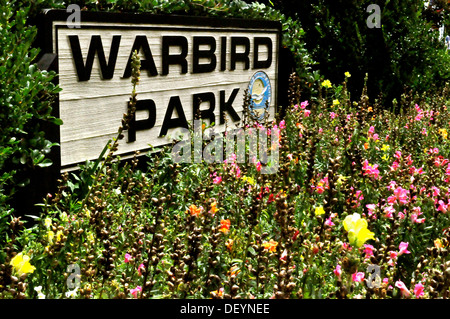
[37,158,53,168]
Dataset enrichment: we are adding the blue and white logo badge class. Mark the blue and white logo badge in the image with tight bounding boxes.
[248,71,271,120]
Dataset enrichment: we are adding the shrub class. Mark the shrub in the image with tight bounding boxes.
[247,0,450,110]
[0,0,60,251]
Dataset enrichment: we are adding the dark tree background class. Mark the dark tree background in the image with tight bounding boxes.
[244,0,450,109]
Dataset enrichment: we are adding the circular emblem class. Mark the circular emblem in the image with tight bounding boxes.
[248,71,271,120]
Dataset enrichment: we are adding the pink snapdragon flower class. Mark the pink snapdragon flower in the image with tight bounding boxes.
[213,175,222,184]
[410,166,425,175]
[363,244,374,259]
[383,205,395,218]
[300,100,309,109]
[390,161,399,171]
[362,160,381,179]
[437,200,448,213]
[352,272,365,282]
[414,283,425,298]
[398,242,411,256]
[434,156,449,167]
[411,207,425,223]
[130,286,142,298]
[124,253,132,263]
[388,251,398,266]
[366,204,377,219]
[395,280,411,297]
[333,264,342,280]
[325,213,336,227]
[431,186,440,197]
[390,186,410,205]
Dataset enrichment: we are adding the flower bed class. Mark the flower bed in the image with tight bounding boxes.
[1,73,450,299]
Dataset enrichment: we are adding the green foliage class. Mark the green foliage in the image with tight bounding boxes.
[249,0,450,109]
[3,77,450,299]
[0,0,60,244]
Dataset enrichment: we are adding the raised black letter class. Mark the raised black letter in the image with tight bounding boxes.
[162,36,188,75]
[230,37,250,71]
[69,35,121,81]
[127,99,157,143]
[220,89,241,124]
[192,36,217,74]
[123,35,158,78]
[220,37,227,71]
[160,96,189,137]
[253,37,272,69]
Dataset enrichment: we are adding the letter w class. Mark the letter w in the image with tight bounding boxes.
[69,35,121,81]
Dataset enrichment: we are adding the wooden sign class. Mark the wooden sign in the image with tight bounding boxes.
[40,10,281,171]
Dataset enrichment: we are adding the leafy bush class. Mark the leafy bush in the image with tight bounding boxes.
[0,1,60,249]
[247,0,450,110]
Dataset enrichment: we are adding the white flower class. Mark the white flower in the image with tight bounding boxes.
[65,287,79,299]
[34,286,46,299]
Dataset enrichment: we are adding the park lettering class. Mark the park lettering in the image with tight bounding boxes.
[69,34,273,81]
[68,34,273,141]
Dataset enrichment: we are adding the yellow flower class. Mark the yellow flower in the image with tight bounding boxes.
[242,176,255,185]
[10,252,36,276]
[321,79,332,88]
[333,99,340,106]
[315,206,325,216]
[345,71,351,78]
[44,218,52,229]
[47,230,54,244]
[381,144,390,152]
[343,213,375,247]
[439,128,448,140]
[382,154,390,161]
[87,232,95,243]
[56,230,64,242]
[336,175,349,186]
